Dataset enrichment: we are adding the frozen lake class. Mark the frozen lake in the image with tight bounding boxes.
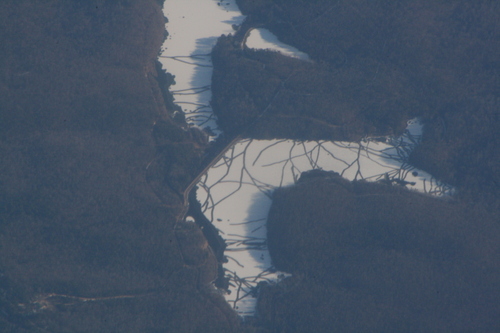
[160,0,244,136]
[160,0,453,317]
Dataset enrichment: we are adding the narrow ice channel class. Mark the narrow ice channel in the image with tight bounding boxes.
[159,0,454,317]
[160,0,244,137]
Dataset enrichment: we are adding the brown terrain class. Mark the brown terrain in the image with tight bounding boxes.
[0,1,240,332]
[220,0,500,202]
[262,172,500,332]
[1,0,500,332]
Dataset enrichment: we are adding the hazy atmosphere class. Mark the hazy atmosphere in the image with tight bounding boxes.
[1,0,499,332]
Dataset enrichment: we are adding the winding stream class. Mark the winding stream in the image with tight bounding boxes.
[159,0,453,316]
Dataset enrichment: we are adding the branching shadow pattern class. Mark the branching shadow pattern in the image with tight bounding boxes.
[159,23,453,316]
[195,120,454,315]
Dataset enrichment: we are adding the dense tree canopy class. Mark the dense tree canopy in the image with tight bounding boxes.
[260,173,500,332]
[217,0,500,331]
[0,1,239,331]
[230,0,500,201]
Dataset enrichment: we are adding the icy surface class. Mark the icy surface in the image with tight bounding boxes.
[160,0,453,317]
[160,0,245,136]
[245,28,310,60]
[197,119,453,315]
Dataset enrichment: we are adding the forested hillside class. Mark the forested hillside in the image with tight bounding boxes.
[212,36,415,142]
[0,1,239,331]
[231,0,500,201]
[261,173,500,332]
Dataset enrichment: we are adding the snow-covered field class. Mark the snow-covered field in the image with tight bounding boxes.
[160,0,453,317]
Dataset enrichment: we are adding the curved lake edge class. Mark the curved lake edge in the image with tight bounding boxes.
[159,0,500,326]
[159,3,459,319]
[190,25,454,311]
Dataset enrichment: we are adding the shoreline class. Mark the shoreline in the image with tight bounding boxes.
[161,4,454,316]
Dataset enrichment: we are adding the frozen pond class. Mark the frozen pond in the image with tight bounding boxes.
[245,28,310,60]
[160,0,453,317]
[160,0,244,136]
[196,119,453,315]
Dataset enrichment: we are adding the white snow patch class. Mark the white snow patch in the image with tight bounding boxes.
[197,119,454,315]
[245,28,310,60]
[159,0,245,136]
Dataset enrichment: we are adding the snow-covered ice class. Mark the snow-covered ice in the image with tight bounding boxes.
[159,0,245,136]
[245,28,310,60]
[159,0,453,317]
[197,119,453,315]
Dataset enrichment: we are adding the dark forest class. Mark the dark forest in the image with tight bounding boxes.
[0,1,239,332]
